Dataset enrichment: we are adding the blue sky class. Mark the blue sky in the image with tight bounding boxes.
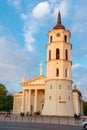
[0,0,87,100]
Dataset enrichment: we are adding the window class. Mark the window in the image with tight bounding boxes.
[49,50,51,60]
[68,85,70,90]
[59,85,61,89]
[65,49,68,60]
[42,104,44,109]
[56,48,60,59]
[50,36,52,42]
[50,85,52,89]
[56,68,59,77]
[64,35,67,42]
[68,96,70,101]
[49,96,51,100]
[59,96,61,100]
[65,69,67,77]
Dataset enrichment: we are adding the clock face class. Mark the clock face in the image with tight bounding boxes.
[56,33,61,37]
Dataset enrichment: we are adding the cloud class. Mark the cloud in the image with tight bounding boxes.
[0,36,40,93]
[0,36,28,82]
[32,1,50,19]
[72,41,87,59]
[7,0,22,12]
[0,25,40,89]
[72,64,87,100]
[71,22,87,38]
[21,13,28,20]
[71,0,87,39]
[73,0,87,22]
[72,64,81,70]
[20,0,70,53]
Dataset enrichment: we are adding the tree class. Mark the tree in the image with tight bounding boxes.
[0,83,13,112]
[83,101,87,115]
[0,83,8,111]
[5,94,13,112]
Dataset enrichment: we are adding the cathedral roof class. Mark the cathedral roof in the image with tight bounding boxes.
[72,85,82,97]
[53,11,65,30]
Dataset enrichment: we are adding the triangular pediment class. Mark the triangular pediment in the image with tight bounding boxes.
[22,75,46,85]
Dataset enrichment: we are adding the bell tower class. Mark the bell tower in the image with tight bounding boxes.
[42,11,74,116]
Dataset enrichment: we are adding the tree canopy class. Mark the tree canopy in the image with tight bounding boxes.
[83,101,87,115]
[0,83,13,112]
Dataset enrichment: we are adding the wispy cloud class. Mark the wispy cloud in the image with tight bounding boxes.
[72,42,87,59]
[71,0,87,39]
[72,64,81,70]
[0,25,39,85]
[72,64,87,100]
[20,0,70,52]
[7,0,22,11]
[6,0,71,53]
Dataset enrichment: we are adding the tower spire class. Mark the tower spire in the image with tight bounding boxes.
[57,11,61,24]
[53,11,65,29]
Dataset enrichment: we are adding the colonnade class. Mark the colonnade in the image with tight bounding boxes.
[21,89,44,114]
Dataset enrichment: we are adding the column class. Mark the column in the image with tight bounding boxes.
[21,90,25,113]
[34,89,38,113]
[28,89,31,113]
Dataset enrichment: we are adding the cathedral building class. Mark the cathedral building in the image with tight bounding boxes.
[13,12,83,116]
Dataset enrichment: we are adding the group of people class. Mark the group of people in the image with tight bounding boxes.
[5,112,11,118]
[74,113,81,120]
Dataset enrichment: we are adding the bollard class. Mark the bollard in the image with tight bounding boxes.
[58,117,60,124]
[42,116,43,123]
[67,117,69,125]
[10,116,11,122]
[22,116,23,122]
[15,116,17,122]
[28,116,29,123]
[35,116,36,123]
[50,116,51,124]
[4,117,6,122]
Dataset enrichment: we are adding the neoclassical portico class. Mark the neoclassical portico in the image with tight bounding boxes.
[13,75,46,114]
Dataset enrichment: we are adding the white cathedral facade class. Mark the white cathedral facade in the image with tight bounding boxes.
[13,12,83,116]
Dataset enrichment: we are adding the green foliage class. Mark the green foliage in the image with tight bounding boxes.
[0,83,8,95]
[5,95,13,111]
[83,101,87,115]
[0,83,13,112]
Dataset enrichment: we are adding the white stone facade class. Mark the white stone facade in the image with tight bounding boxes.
[13,12,83,116]
[42,12,74,116]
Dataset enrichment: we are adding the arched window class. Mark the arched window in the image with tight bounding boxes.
[56,68,59,77]
[68,96,70,101]
[65,69,67,77]
[59,85,61,89]
[64,35,67,42]
[65,49,68,60]
[49,50,51,60]
[50,85,52,89]
[49,96,51,100]
[56,48,60,59]
[68,85,70,90]
[50,36,52,42]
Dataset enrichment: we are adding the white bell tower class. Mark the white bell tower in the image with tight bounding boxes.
[42,11,74,116]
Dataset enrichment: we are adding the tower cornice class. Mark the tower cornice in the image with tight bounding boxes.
[46,79,73,84]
